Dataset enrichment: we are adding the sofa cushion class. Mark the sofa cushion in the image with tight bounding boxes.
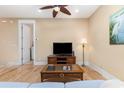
[65,80,105,88]
[29,82,64,88]
[0,82,30,88]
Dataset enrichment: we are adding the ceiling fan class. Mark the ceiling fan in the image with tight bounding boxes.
[40,5,71,18]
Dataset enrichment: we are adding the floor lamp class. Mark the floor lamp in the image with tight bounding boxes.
[81,38,87,66]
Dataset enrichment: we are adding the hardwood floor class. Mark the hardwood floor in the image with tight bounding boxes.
[0,64,105,83]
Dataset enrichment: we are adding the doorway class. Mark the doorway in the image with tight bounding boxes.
[18,20,36,65]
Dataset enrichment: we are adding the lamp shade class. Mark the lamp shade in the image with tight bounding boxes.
[81,38,87,44]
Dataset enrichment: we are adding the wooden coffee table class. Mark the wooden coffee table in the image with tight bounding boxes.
[40,64,85,82]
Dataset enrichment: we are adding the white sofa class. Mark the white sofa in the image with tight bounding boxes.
[0,80,123,88]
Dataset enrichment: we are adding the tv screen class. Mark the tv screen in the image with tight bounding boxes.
[53,43,72,55]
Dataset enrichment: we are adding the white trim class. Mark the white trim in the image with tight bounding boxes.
[76,61,90,66]
[18,20,36,65]
[0,61,22,66]
[6,62,22,66]
[34,60,47,65]
[88,62,119,80]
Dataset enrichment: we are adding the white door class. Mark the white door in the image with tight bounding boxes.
[22,24,31,64]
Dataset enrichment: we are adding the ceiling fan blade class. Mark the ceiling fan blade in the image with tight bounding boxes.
[53,10,58,18]
[58,5,68,7]
[40,6,54,10]
[60,7,71,15]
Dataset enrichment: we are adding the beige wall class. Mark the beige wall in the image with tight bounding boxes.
[35,19,89,64]
[89,6,124,80]
[0,18,89,65]
[0,19,18,65]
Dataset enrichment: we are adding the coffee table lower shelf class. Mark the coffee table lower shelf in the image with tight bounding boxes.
[41,73,83,82]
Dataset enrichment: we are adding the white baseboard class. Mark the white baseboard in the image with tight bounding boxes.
[9,62,22,66]
[76,61,90,66]
[34,60,47,65]
[88,62,119,80]
[1,61,22,66]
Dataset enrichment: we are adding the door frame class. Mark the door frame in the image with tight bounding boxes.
[18,20,36,65]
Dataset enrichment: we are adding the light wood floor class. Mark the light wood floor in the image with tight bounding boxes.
[0,64,105,83]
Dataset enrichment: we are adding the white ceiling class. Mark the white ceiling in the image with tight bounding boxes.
[0,5,99,18]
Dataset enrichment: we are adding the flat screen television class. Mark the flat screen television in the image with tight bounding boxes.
[53,42,72,55]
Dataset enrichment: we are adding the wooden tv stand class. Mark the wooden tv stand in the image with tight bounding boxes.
[48,55,76,64]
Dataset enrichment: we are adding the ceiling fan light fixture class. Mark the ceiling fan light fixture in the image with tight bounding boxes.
[53,7,60,12]
[38,9,42,13]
